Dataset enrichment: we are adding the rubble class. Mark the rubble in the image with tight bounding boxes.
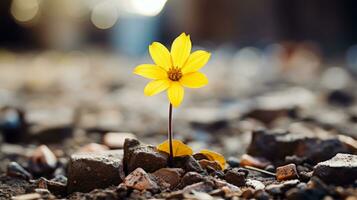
[67,150,124,193]
[123,168,159,191]
[313,153,357,185]
[123,138,167,174]
[276,163,299,181]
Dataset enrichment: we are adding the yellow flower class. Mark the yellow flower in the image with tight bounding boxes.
[134,33,211,107]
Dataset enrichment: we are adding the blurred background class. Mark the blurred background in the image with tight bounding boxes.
[1,0,357,157]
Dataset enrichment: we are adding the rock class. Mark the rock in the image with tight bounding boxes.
[265,179,300,195]
[224,168,246,187]
[240,154,271,168]
[123,138,167,174]
[199,159,222,171]
[152,168,184,189]
[77,143,109,153]
[313,153,357,185]
[123,168,159,191]
[103,132,136,149]
[67,150,124,193]
[38,177,66,196]
[178,172,206,189]
[276,164,299,181]
[29,145,57,175]
[245,179,265,190]
[6,162,32,180]
[247,129,354,165]
[172,155,204,173]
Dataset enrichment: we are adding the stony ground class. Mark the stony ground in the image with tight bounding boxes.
[0,51,357,199]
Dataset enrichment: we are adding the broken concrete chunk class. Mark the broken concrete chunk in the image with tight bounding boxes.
[224,168,246,187]
[313,153,357,185]
[172,155,204,173]
[152,168,184,189]
[67,150,124,193]
[123,138,167,174]
[276,163,299,181]
[247,129,355,165]
[124,168,159,191]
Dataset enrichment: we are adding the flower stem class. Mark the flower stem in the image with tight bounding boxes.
[168,103,174,167]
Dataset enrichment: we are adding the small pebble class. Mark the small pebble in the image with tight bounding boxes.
[276,163,299,181]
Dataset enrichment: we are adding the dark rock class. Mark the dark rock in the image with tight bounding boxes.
[123,168,159,191]
[172,155,204,173]
[6,162,32,180]
[313,153,357,185]
[224,168,246,187]
[152,168,184,189]
[29,145,57,175]
[227,157,240,168]
[247,129,354,165]
[276,164,299,181]
[123,138,167,174]
[67,150,124,193]
[178,172,206,189]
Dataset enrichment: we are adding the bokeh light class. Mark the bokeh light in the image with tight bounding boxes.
[91,1,119,29]
[126,0,167,17]
[10,0,40,23]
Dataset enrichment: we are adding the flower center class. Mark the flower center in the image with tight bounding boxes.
[167,67,182,81]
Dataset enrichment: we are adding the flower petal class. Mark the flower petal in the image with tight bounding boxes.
[149,42,172,70]
[200,149,226,170]
[144,79,170,96]
[134,64,167,79]
[157,139,193,157]
[182,50,211,74]
[179,72,208,88]
[167,82,184,107]
[171,33,191,68]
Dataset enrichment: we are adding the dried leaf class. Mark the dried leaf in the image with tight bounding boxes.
[157,139,193,157]
[200,149,226,169]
